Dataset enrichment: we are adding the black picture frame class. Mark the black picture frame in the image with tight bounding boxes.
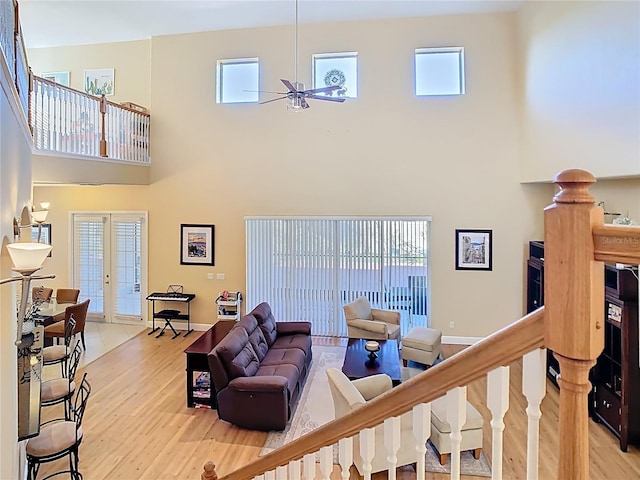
[180,224,215,266]
[455,229,492,271]
[31,224,52,257]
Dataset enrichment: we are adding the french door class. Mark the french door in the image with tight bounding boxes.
[71,212,147,325]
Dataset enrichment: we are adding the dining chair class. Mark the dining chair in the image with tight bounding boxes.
[45,299,90,351]
[26,373,91,480]
[32,286,53,303]
[55,288,80,304]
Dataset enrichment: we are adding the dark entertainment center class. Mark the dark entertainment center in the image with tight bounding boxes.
[527,241,640,451]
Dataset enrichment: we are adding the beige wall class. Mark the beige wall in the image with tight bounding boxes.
[28,8,638,341]
[517,0,640,181]
[28,40,151,108]
[0,59,39,479]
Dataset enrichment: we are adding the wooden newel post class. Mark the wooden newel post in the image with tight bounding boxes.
[99,94,108,157]
[201,461,218,480]
[544,169,604,479]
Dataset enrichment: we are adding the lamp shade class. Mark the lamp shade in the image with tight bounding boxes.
[31,210,48,223]
[6,243,52,271]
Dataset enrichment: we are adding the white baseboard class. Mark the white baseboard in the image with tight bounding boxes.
[442,335,484,345]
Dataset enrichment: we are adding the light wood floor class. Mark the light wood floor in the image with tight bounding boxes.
[37,331,640,479]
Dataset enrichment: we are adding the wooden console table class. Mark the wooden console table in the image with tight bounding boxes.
[184,320,236,408]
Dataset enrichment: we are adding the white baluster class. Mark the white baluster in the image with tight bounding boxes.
[302,453,315,479]
[447,387,467,480]
[288,459,301,480]
[412,402,431,480]
[253,475,264,480]
[264,471,275,480]
[359,427,376,480]
[487,366,510,480]
[384,416,401,479]
[338,437,353,480]
[275,465,287,480]
[522,348,547,480]
[319,446,332,480]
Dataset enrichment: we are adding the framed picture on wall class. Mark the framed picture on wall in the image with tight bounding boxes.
[31,224,52,256]
[180,224,215,266]
[41,71,70,86]
[455,229,492,271]
[84,68,115,96]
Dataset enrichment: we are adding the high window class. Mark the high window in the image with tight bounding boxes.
[312,52,358,99]
[216,58,259,104]
[246,216,430,337]
[415,47,465,96]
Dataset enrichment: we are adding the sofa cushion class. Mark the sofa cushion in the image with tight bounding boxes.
[239,314,269,361]
[251,302,278,346]
[272,334,312,354]
[217,328,260,379]
[256,364,299,398]
[262,348,306,374]
[343,296,373,321]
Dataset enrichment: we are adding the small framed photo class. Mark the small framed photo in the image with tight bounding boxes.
[31,224,52,256]
[455,229,492,271]
[180,224,215,266]
[41,71,70,87]
[84,68,115,96]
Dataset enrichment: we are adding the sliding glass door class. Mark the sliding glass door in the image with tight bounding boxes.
[246,216,430,337]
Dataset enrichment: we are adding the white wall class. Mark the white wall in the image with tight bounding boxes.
[518,0,640,181]
[0,53,38,480]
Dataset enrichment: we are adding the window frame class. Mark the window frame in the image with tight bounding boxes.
[414,47,465,97]
[312,51,358,99]
[216,57,260,104]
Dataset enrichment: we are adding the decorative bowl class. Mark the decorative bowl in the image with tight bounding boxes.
[364,340,380,353]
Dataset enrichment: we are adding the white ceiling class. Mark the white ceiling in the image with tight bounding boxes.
[20,0,524,49]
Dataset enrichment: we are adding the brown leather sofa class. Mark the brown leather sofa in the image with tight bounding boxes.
[207,302,312,431]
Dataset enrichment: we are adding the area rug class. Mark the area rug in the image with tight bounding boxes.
[260,345,492,477]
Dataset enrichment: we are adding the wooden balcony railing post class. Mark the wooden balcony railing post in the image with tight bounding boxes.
[99,94,108,157]
[544,169,604,480]
[201,461,217,480]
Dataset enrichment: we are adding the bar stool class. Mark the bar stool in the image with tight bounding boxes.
[42,316,76,376]
[41,341,83,424]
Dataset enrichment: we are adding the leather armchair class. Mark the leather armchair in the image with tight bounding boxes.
[326,368,417,474]
[343,296,401,340]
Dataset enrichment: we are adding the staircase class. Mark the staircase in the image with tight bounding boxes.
[201,170,640,479]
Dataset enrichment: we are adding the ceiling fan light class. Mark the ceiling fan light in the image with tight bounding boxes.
[287,97,304,112]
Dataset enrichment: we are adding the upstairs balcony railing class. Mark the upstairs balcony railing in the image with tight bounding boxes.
[0,0,150,164]
[30,76,150,163]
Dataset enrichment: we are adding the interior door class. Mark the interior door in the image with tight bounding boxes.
[72,212,147,325]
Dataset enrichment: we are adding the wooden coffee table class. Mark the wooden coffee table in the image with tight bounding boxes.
[342,338,402,386]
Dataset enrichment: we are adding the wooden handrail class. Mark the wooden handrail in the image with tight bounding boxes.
[214,307,545,479]
[593,224,640,265]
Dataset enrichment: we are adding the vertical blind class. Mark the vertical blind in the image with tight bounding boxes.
[111,216,143,318]
[73,215,106,316]
[246,216,431,337]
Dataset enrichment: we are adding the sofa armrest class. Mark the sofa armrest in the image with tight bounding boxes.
[346,318,388,335]
[371,308,400,325]
[276,321,311,336]
[228,375,288,393]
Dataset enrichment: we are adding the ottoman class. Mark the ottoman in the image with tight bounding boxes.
[401,326,442,367]
[430,396,484,465]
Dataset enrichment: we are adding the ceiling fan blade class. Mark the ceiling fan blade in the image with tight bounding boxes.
[245,89,288,94]
[304,86,340,95]
[259,96,288,105]
[281,79,298,92]
[306,95,346,103]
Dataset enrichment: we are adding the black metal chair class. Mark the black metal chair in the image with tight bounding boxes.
[40,341,83,425]
[26,373,91,480]
[42,315,76,376]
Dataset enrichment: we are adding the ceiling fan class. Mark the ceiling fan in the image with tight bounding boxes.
[260,0,346,110]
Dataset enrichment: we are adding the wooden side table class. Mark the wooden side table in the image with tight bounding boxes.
[184,320,235,408]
